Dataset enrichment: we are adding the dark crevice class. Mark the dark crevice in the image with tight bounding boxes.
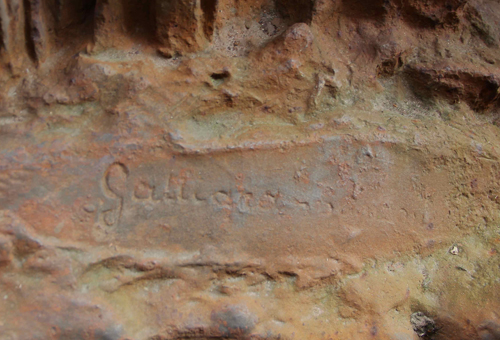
[83,0,97,41]
[78,0,98,28]
[56,0,97,46]
[398,0,465,29]
[341,0,388,22]
[201,0,217,41]
[123,0,157,44]
[402,10,440,28]
[376,55,404,77]
[210,70,231,86]
[210,71,230,81]
[404,65,500,112]
[46,0,59,27]
[0,10,4,52]
[275,0,314,24]
[55,0,62,23]
[22,0,37,62]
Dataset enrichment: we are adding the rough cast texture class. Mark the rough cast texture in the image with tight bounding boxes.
[1,0,500,339]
